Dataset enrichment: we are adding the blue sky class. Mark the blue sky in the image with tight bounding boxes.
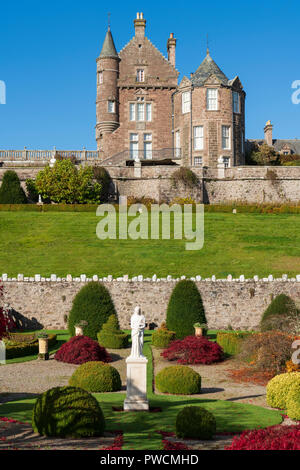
[0,0,299,149]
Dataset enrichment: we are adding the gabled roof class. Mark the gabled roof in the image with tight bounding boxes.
[191,52,228,87]
[99,27,119,59]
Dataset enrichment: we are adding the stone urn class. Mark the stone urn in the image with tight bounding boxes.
[75,321,88,336]
[38,333,49,360]
[193,323,207,337]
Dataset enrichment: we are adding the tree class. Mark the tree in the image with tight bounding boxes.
[166,280,206,339]
[250,143,279,166]
[0,170,27,204]
[93,166,112,202]
[35,160,102,204]
[260,293,299,332]
[68,282,117,339]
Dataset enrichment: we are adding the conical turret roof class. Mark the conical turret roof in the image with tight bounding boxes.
[99,27,119,59]
[191,52,228,86]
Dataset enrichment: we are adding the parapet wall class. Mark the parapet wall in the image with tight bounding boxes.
[1,274,300,331]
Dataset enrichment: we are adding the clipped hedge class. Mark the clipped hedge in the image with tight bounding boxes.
[0,170,27,204]
[4,334,57,359]
[155,365,201,395]
[266,372,300,409]
[69,361,121,393]
[152,328,176,348]
[166,280,206,339]
[68,282,116,340]
[216,331,253,356]
[176,406,216,439]
[97,314,129,349]
[32,386,105,438]
[286,382,300,420]
[261,294,298,331]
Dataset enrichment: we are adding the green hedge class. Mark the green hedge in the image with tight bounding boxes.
[97,315,129,349]
[151,328,176,348]
[176,406,216,439]
[155,365,201,395]
[260,294,298,331]
[5,334,57,359]
[69,361,121,392]
[216,331,253,356]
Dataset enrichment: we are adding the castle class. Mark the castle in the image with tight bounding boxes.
[96,13,245,168]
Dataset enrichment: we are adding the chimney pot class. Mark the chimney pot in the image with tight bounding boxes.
[264,120,273,147]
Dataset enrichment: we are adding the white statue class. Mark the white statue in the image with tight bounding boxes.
[129,306,146,359]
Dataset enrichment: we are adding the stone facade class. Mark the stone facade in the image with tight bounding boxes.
[1,275,299,331]
[95,13,245,168]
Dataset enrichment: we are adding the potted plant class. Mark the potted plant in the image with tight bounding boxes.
[193,322,208,337]
[37,331,49,360]
[75,320,88,336]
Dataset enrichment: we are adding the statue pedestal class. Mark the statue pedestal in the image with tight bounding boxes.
[123,356,149,411]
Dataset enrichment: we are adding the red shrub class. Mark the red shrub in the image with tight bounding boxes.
[161,336,224,365]
[225,425,300,450]
[54,335,111,365]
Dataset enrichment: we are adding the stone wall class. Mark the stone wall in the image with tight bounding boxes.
[1,274,299,331]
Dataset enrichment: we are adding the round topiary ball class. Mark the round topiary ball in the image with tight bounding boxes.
[176,406,216,439]
[286,381,300,420]
[155,365,201,395]
[68,282,117,340]
[266,372,300,409]
[166,280,206,339]
[32,386,105,438]
[54,335,111,365]
[69,361,121,392]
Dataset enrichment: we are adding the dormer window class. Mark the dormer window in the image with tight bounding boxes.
[136,69,145,82]
[207,88,218,110]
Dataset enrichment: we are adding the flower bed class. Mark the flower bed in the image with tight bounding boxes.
[161,335,224,365]
[225,425,300,450]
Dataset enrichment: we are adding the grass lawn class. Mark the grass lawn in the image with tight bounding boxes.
[0,331,282,450]
[0,211,299,277]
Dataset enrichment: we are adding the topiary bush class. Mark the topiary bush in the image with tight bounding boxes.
[152,325,176,348]
[54,335,111,365]
[217,331,253,356]
[176,406,216,439]
[32,386,105,437]
[260,294,298,332]
[0,170,27,204]
[161,335,224,365]
[155,365,201,395]
[266,372,300,409]
[68,282,116,340]
[166,280,206,339]
[97,314,129,349]
[69,361,121,392]
[286,381,300,420]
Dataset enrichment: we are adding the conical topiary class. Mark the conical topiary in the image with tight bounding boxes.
[260,294,298,331]
[0,170,27,204]
[68,282,116,340]
[166,280,206,339]
[97,314,129,349]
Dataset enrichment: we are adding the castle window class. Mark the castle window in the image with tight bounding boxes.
[182,92,191,114]
[136,69,145,82]
[233,91,240,113]
[207,88,218,110]
[222,126,231,150]
[130,103,136,121]
[146,103,152,121]
[98,71,103,84]
[175,131,180,157]
[108,100,115,113]
[137,103,145,121]
[193,126,204,150]
[130,133,139,159]
[144,133,152,159]
[194,157,202,166]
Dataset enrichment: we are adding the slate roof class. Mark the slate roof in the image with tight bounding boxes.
[99,27,119,59]
[191,53,229,87]
[248,139,300,154]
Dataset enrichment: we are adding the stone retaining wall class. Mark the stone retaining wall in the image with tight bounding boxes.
[1,274,299,331]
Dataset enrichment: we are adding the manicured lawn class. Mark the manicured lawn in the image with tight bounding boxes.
[0,211,299,277]
[0,332,282,450]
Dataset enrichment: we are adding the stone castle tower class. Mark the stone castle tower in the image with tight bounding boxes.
[96,13,246,168]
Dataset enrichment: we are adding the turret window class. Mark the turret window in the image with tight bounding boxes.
[108,101,115,113]
[222,126,231,150]
[207,88,218,110]
[182,92,191,114]
[193,126,204,150]
[233,91,240,113]
[98,72,103,84]
[136,69,145,82]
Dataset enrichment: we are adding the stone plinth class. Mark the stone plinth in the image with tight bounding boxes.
[124,356,149,411]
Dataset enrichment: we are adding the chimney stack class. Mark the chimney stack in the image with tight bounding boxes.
[134,12,146,41]
[264,120,273,147]
[167,33,177,67]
